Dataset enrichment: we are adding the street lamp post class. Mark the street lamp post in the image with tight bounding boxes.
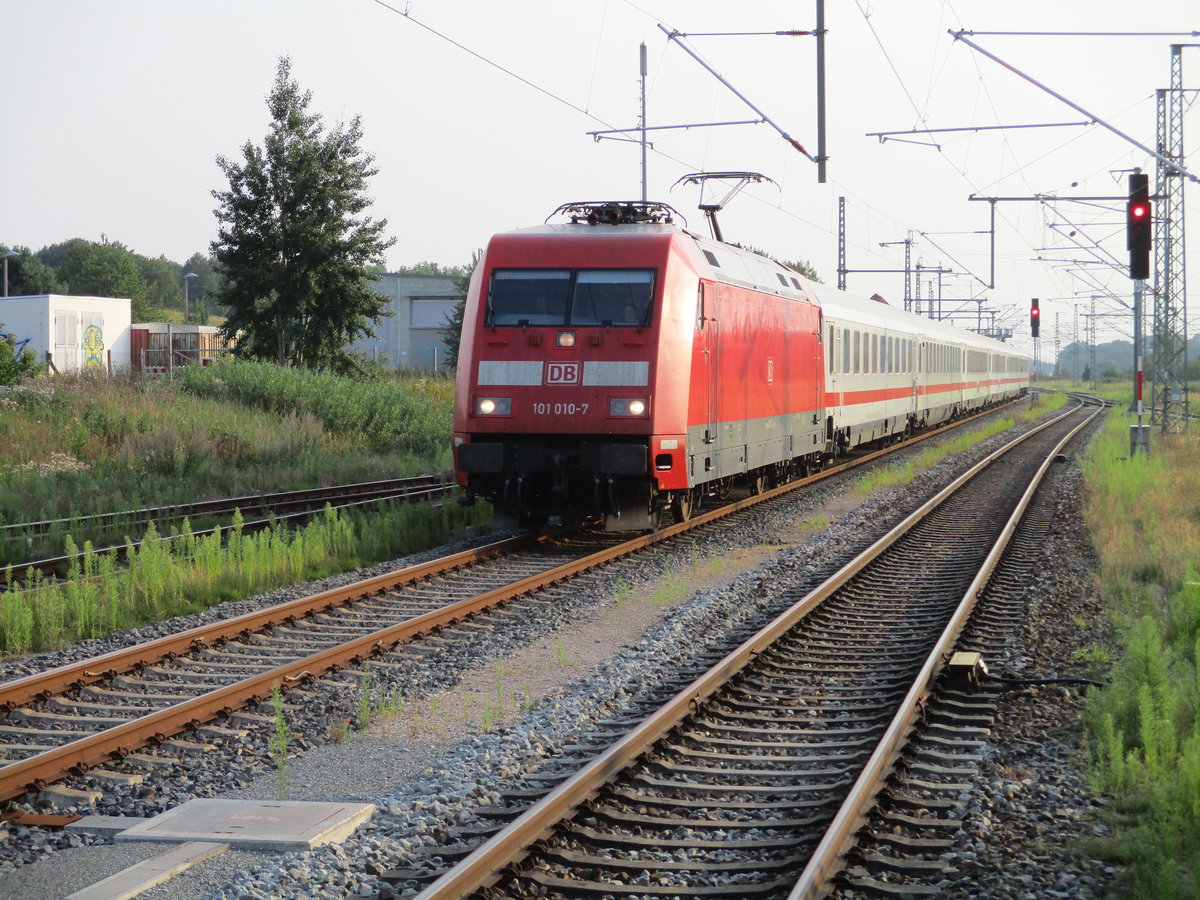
[183,272,198,322]
[2,250,18,298]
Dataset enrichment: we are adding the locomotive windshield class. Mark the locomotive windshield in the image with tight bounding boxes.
[488,269,654,327]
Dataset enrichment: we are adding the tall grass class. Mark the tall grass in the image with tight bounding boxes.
[177,358,453,459]
[0,500,491,656]
[1081,401,1200,897]
[0,361,456,565]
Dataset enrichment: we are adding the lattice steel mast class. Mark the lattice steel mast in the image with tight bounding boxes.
[1150,43,1190,432]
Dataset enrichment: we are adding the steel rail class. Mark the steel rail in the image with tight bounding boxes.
[0,515,729,801]
[1,475,448,537]
[0,397,1027,804]
[414,398,1087,899]
[787,397,1103,899]
[0,533,540,713]
[7,481,456,583]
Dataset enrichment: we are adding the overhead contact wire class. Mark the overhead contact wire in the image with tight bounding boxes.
[370,0,615,127]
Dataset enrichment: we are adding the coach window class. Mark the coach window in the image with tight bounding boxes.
[853,331,861,373]
[843,329,851,373]
[828,324,835,373]
[869,334,877,373]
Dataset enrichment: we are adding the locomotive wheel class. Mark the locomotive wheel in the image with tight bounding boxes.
[671,489,696,523]
[749,471,768,495]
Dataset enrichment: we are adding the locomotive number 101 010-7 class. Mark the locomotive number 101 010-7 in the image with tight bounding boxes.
[533,402,590,416]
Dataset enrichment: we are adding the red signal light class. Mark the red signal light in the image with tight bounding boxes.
[1128,174,1152,280]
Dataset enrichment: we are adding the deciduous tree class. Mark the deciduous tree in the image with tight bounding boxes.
[182,252,222,322]
[136,254,184,316]
[211,57,395,372]
[57,240,157,321]
[0,330,39,385]
[0,245,59,296]
[781,258,822,284]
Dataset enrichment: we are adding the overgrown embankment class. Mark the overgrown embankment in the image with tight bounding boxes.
[1081,399,1200,898]
[0,360,489,655]
[0,360,458,561]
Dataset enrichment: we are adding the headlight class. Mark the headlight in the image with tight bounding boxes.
[609,398,648,417]
[475,397,512,416]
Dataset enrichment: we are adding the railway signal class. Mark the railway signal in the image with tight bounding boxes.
[1127,173,1152,281]
[1030,298,1040,339]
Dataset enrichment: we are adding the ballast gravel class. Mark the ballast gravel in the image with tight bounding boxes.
[0,400,1120,899]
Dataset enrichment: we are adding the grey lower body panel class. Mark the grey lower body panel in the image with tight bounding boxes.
[686,412,821,485]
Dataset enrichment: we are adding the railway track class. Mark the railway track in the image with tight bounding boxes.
[389,396,1103,899]
[3,475,454,581]
[0,398,1032,816]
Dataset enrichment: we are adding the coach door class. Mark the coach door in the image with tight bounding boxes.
[912,338,923,417]
[698,282,718,472]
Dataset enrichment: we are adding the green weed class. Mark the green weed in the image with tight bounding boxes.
[356,668,373,731]
[268,681,291,798]
[1081,402,1200,895]
[553,635,571,667]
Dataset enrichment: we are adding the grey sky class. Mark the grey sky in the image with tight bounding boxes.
[1,0,1194,350]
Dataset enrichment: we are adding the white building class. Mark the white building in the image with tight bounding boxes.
[347,273,463,371]
[0,294,132,372]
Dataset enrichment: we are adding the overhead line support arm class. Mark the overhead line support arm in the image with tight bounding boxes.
[659,23,816,163]
[949,30,1199,184]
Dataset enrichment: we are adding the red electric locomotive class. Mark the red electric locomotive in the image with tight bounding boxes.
[452,200,1028,530]
[453,200,826,529]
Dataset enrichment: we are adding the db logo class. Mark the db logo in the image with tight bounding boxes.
[545,362,581,384]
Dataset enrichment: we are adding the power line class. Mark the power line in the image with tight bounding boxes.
[370,0,612,126]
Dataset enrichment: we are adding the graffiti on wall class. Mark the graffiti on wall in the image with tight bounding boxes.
[83,325,105,370]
